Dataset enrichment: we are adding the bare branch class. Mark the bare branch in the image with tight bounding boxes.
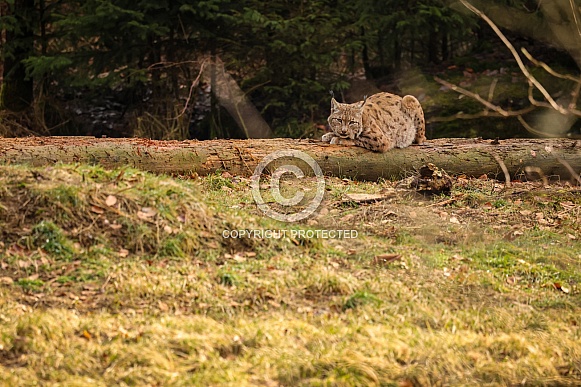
[487,78,498,102]
[516,115,563,138]
[491,153,511,187]
[434,76,533,117]
[526,81,581,117]
[460,0,569,115]
[570,0,581,39]
[175,58,211,119]
[570,81,581,110]
[520,48,581,83]
[428,107,535,123]
[556,157,581,185]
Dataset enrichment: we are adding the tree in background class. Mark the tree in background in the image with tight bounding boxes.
[1,0,35,111]
[1,0,579,139]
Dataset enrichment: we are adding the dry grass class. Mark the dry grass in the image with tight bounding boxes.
[0,164,580,385]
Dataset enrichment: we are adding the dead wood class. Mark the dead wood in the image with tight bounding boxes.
[0,136,580,181]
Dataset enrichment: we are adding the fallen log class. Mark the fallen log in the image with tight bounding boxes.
[0,136,579,181]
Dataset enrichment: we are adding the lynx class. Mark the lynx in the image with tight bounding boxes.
[322,92,426,152]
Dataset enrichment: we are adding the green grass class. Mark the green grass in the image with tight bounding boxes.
[0,164,580,385]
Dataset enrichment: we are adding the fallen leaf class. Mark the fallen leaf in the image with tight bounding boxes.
[233,254,246,263]
[17,260,29,268]
[553,282,571,294]
[449,216,460,224]
[0,277,14,285]
[118,248,129,258]
[105,195,117,207]
[91,205,105,214]
[82,330,92,340]
[137,207,156,220]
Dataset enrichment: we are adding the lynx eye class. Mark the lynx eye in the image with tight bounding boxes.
[334,118,342,123]
[349,120,357,125]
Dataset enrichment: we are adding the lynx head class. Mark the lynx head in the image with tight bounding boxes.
[327,96,367,139]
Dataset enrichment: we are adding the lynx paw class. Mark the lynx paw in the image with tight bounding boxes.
[321,132,335,143]
[331,137,356,146]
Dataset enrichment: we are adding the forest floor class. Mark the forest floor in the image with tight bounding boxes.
[0,163,580,385]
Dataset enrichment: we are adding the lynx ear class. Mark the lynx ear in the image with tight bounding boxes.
[358,95,368,108]
[331,98,340,112]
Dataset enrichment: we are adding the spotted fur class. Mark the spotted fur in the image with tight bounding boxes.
[322,92,426,152]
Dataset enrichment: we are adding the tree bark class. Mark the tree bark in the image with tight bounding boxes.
[0,137,580,182]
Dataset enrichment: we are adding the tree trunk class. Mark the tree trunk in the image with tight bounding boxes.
[0,137,579,182]
[1,0,35,112]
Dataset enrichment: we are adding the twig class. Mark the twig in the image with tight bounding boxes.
[460,0,569,115]
[570,81,581,110]
[234,146,253,175]
[428,106,535,123]
[556,156,581,185]
[491,153,511,187]
[175,58,211,119]
[570,0,581,39]
[521,48,581,83]
[516,115,567,138]
[488,78,498,102]
[526,81,581,117]
[434,76,530,117]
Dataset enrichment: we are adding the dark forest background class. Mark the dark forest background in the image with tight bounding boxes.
[1,0,581,140]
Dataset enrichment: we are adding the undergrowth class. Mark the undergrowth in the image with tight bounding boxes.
[0,164,580,385]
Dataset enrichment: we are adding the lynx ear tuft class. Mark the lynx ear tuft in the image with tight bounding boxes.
[329,90,335,98]
[359,95,368,108]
